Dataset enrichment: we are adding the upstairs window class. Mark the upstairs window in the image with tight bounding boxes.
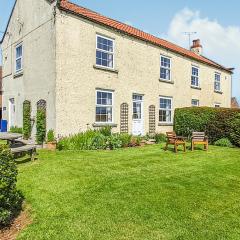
[96,35,114,69]
[192,99,199,107]
[214,73,221,91]
[160,56,171,81]
[191,66,199,87]
[159,97,173,123]
[16,44,23,72]
[96,90,113,123]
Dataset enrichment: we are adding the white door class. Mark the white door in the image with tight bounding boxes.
[9,98,16,129]
[132,94,144,135]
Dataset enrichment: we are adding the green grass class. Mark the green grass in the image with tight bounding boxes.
[16,145,240,240]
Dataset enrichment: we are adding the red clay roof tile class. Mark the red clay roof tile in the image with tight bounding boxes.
[59,0,232,73]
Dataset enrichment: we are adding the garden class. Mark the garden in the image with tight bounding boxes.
[1,107,240,239]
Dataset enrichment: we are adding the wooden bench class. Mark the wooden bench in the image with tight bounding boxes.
[165,132,186,153]
[191,132,208,151]
[11,145,37,161]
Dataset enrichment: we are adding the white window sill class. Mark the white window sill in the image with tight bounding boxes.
[158,122,173,126]
[92,123,117,128]
[159,78,174,84]
[14,70,23,78]
[191,85,201,90]
[93,65,119,74]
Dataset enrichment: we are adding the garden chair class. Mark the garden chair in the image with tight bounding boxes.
[191,132,208,151]
[165,132,186,153]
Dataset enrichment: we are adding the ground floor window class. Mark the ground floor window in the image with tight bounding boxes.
[96,90,113,123]
[192,99,199,107]
[159,96,173,123]
[214,103,221,108]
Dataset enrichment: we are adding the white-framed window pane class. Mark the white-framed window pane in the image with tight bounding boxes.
[96,35,114,68]
[159,97,173,123]
[96,91,113,123]
[192,99,199,107]
[16,45,23,72]
[160,56,171,80]
[191,67,199,86]
[16,59,22,71]
[214,73,221,91]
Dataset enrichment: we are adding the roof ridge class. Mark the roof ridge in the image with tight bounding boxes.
[58,1,232,73]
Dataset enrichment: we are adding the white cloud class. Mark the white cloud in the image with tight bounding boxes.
[162,8,240,100]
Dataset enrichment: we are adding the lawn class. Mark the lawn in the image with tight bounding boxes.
[16,145,240,240]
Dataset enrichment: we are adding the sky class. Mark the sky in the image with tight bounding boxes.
[0,0,239,101]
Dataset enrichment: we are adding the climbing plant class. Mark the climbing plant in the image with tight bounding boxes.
[36,100,47,145]
[23,100,31,139]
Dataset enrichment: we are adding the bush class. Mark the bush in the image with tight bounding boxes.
[10,126,23,134]
[174,107,240,145]
[47,129,55,143]
[23,101,31,139]
[36,108,46,145]
[106,134,123,150]
[99,126,112,137]
[214,138,233,148]
[154,133,166,143]
[119,133,132,147]
[0,145,23,227]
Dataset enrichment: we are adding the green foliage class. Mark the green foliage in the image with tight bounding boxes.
[10,126,23,134]
[154,133,166,143]
[99,126,112,137]
[23,101,31,139]
[129,136,142,147]
[47,129,55,143]
[0,145,23,227]
[214,138,233,148]
[57,130,134,151]
[36,108,46,145]
[174,107,240,145]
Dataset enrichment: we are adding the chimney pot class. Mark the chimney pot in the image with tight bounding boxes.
[191,39,202,55]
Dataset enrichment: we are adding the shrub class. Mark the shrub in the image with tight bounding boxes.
[154,133,166,143]
[119,134,132,147]
[99,126,112,137]
[106,134,123,150]
[214,138,233,148]
[174,107,240,145]
[47,129,55,143]
[36,108,46,145]
[10,126,23,134]
[129,136,142,147]
[23,101,31,139]
[0,145,23,227]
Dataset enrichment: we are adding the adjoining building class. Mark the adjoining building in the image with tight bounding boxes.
[0,0,234,137]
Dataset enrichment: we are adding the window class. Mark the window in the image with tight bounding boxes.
[15,44,23,72]
[214,103,221,108]
[159,97,173,123]
[214,73,221,91]
[96,35,114,69]
[96,90,113,123]
[192,99,199,107]
[132,94,143,120]
[160,56,171,81]
[191,66,199,87]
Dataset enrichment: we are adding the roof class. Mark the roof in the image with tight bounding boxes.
[59,0,233,74]
[231,97,239,108]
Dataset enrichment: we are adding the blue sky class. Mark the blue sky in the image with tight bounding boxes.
[1,0,239,101]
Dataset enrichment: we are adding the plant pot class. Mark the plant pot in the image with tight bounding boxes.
[47,141,57,151]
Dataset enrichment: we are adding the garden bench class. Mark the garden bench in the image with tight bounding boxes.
[191,132,208,151]
[11,145,37,161]
[165,132,186,153]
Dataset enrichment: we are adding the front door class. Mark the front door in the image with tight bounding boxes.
[9,98,16,129]
[132,94,144,135]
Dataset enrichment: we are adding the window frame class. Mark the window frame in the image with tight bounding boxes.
[160,56,171,81]
[191,66,200,87]
[214,72,221,92]
[159,96,173,124]
[15,43,23,73]
[95,90,114,124]
[191,99,199,107]
[96,34,115,70]
[214,103,221,108]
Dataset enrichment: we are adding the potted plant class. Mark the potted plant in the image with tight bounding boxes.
[46,129,57,150]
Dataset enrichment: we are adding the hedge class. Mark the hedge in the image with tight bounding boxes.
[23,100,31,139]
[0,145,23,227]
[174,107,240,146]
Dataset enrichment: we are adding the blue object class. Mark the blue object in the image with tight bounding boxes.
[1,120,8,132]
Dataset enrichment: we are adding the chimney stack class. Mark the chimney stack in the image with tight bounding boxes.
[190,39,202,55]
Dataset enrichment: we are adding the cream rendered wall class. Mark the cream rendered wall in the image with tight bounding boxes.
[55,12,232,136]
[1,0,56,135]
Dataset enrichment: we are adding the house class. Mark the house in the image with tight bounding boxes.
[0,0,233,137]
[231,97,239,108]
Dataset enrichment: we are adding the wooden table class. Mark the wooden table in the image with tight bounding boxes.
[0,133,23,144]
